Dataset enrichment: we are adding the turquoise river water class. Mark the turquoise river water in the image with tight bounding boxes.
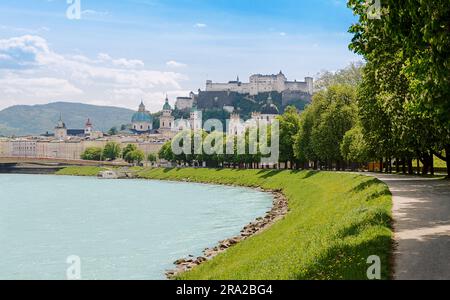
[0,174,272,279]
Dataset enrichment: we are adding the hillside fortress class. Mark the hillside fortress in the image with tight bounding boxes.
[205,71,314,96]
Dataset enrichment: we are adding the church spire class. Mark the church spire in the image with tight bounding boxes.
[138,100,146,112]
[163,94,172,111]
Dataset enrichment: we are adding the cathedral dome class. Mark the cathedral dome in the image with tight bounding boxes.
[132,101,153,123]
[261,94,279,115]
[261,103,279,115]
[132,111,153,123]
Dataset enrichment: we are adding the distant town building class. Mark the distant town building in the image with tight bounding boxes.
[255,93,280,123]
[54,116,67,140]
[84,119,93,136]
[189,107,202,132]
[11,139,37,157]
[228,94,280,136]
[206,71,313,96]
[131,101,153,134]
[1,137,165,161]
[175,92,196,110]
[53,116,103,140]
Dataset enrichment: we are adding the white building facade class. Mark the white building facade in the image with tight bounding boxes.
[206,71,313,96]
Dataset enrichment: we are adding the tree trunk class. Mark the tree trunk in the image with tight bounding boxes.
[416,159,420,175]
[420,153,433,176]
[385,158,389,173]
[430,155,435,176]
[402,158,406,174]
[379,159,383,173]
[446,145,450,179]
[396,158,400,173]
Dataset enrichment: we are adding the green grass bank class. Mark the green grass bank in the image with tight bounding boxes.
[56,166,107,176]
[56,167,393,280]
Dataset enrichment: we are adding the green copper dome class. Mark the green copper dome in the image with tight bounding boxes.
[163,97,172,110]
[132,101,153,123]
[132,111,153,123]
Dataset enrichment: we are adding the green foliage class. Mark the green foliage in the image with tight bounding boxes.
[341,125,369,163]
[108,126,118,136]
[102,142,121,161]
[348,0,450,175]
[56,166,107,176]
[124,149,145,165]
[315,62,364,91]
[147,153,158,162]
[122,144,138,160]
[80,147,103,161]
[278,106,301,167]
[294,84,358,168]
[158,141,174,162]
[134,168,392,280]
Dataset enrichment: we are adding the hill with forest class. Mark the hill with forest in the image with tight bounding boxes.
[0,102,134,136]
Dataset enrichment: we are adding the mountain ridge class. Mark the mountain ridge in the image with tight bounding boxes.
[0,102,135,136]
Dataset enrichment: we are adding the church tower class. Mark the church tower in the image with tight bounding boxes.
[84,118,93,137]
[55,114,67,140]
[159,95,175,132]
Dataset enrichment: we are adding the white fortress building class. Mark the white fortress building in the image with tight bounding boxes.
[206,71,313,96]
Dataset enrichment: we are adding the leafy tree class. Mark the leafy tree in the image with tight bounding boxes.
[102,142,121,161]
[278,106,302,168]
[348,0,450,176]
[295,84,357,170]
[147,153,158,164]
[158,141,174,162]
[315,62,364,91]
[122,144,137,160]
[341,124,369,165]
[124,149,145,165]
[81,147,103,161]
[108,126,118,136]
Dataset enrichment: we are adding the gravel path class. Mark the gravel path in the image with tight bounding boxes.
[367,173,450,280]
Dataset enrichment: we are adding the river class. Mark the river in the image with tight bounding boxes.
[0,174,272,279]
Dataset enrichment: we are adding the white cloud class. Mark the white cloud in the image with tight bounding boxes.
[0,35,50,68]
[166,60,187,68]
[81,10,109,17]
[98,52,145,68]
[0,35,188,110]
[194,23,207,28]
[0,25,50,34]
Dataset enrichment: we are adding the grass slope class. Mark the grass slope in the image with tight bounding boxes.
[56,166,106,176]
[134,168,393,280]
[56,167,393,279]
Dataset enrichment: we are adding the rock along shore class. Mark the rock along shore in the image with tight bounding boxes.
[165,189,289,279]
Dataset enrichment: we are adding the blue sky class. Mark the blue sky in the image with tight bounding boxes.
[0,0,360,111]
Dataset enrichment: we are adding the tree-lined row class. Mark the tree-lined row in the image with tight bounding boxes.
[345,0,450,177]
[80,142,156,165]
[158,129,275,169]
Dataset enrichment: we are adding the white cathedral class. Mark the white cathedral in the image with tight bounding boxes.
[131,96,202,135]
